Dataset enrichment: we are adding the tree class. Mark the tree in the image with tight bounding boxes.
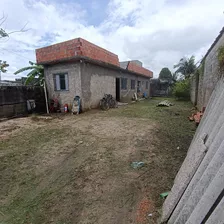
[0,60,9,73]
[14,61,44,85]
[0,60,9,81]
[172,72,178,82]
[0,13,28,81]
[159,67,172,80]
[174,56,197,79]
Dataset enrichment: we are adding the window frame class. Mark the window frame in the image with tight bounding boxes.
[121,78,127,90]
[53,73,69,91]
[131,79,135,90]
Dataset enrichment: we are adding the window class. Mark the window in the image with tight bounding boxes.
[131,80,135,89]
[54,73,69,91]
[146,81,149,89]
[121,78,127,90]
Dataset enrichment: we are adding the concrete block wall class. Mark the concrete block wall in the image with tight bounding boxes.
[0,103,26,118]
[190,73,198,106]
[200,33,224,109]
[36,38,120,67]
[0,86,45,118]
[120,75,150,102]
[80,62,150,109]
[44,62,82,109]
[191,29,224,110]
[162,78,224,224]
[90,74,115,108]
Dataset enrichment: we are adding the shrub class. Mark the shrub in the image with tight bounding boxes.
[173,79,190,100]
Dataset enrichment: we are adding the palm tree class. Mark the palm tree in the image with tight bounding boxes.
[172,72,178,83]
[174,56,197,79]
[14,61,44,85]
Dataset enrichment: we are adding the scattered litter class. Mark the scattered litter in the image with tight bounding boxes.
[157,100,173,107]
[160,191,170,199]
[148,213,153,217]
[177,146,180,150]
[78,141,83,144]
[131,162,145,169]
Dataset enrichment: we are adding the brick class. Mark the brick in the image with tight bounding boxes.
[36,38,120,66]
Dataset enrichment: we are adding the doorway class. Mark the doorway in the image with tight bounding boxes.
[116,78,120,101]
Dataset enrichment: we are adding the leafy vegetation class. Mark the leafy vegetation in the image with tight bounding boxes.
[172,55,197,100]
[159,67,172,80]
[173,79,190,100]
[218,46,224,69]
[14,61,44,85]
[174,56,197,79]
[0,60,9,73]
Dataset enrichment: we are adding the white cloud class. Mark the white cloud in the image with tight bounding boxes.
[0,0,223,80]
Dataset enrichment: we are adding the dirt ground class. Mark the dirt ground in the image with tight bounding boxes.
[0,98,196,224]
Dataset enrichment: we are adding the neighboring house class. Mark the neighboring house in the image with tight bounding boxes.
[35,38,153,111]
[15,77,40,86]
[191,27,224,109]
[150,78,172,96]
[0,78,40,87]
[0,80,22,86]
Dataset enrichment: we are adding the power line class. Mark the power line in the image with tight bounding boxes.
[0,47,32,60]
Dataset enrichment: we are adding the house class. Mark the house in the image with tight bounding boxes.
[190,27,224,110]
[150,78,172,97]
[0,80,22,86]
[35,38,153,111]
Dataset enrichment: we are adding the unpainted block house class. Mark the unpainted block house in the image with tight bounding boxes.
[36,38,153,111]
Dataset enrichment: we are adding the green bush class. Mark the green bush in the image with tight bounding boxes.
[173,79,190,100]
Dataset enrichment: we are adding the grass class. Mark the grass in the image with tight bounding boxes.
[0,97,196,224]
[107,97,195,150]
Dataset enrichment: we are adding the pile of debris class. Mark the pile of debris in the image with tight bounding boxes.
[157,100,174,107]
[188,107,205,125]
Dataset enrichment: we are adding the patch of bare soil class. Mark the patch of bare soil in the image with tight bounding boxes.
[1,100,195,224]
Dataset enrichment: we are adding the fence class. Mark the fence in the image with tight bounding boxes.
[161,78,224,223]
[0,86,46,118]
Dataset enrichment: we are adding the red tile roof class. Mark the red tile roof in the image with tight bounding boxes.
[127,61,153,78]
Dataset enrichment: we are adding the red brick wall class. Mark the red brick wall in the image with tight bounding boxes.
[127,61,153,78]
[36,38,120,66]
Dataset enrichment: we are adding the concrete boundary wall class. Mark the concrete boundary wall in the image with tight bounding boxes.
[0,86,45,118]
[161,78,224,223]
[190,28,224,110]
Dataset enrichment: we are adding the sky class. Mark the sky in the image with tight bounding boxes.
[0,0,223,80]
